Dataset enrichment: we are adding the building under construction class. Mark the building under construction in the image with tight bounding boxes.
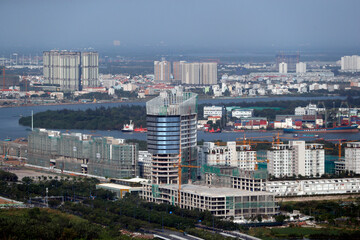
[27,129,138,178]
[142,90,278,220]
[141,183,278,220]
[0,68,20,89]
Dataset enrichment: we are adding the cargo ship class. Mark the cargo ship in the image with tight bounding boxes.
[284,125,359,133]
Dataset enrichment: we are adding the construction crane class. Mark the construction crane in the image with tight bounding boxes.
[174,132,199,206]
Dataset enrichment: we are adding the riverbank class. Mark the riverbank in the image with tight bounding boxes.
[0,94,351,109]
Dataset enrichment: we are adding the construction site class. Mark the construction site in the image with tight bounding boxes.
[27,129,139,179]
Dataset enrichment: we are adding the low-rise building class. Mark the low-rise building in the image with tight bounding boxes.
[97,177,148,198]
[141,183,278,220]
[232,108,254,119]
[266,178,360,196]
[203,105,225,118]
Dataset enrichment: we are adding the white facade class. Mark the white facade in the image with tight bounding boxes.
[341,55,360,72]
[203,106,224,118]
[266,178,360,196]
[200,142,257,170]
[345,142,360,174]
[296,62,307,73]
[267,141,324,178]
[294,103,324,116]
[279,62,288,74]
[138,151,152,179]
[232,109,254,119]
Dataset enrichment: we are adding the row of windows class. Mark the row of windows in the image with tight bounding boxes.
[147,132,180,136]
[148,144,180,150]
[148,140,180,146]
[148,136,180,141]
[147,122,180,127]
[147,126,180,132]
[147,116,180,123]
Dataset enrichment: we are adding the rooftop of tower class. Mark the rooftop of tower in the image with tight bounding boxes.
[146,90,197,116]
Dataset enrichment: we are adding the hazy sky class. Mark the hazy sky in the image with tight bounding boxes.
[1,0,360,53]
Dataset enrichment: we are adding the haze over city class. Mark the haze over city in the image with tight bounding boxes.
[3,1,360,239]
[1,0,360,56]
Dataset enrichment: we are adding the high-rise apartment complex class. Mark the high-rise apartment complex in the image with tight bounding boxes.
[154,60,171,83]
[81,52,99,88]
[267,141,324,178]
[345,142,360,174]
[341,55,360,72]
[171,61,217,85]
[180,62,217,85]
[199,142,257,170]
[146,90,198,184]
[279,62,288,74]
[201,62,218,85]
[172,61,185,82]
[43,50,98,91]
[296,62,307,73]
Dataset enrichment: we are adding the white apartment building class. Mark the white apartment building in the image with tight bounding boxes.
[341,55,360,72]
[203,105,224,118]
[279,62,288,74]
[267,141,324,178]
[138,151,152,179]
[294,103,325,116]
[296,62,307,73]
[200,142,257,170]
[232,108,254,119]
[345,142,360,174]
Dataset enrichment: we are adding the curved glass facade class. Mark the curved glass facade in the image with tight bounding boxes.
[147,115,181,155]
[146,91,198,185]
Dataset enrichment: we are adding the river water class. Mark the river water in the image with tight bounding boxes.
[1,95,359,141]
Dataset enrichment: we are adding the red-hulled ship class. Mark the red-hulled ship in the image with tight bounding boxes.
[284,125,359,134]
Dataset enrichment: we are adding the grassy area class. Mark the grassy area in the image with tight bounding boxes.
[0,208,119,240]
[248,226,360,240]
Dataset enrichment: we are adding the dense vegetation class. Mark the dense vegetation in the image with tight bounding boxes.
[0,208,115,240]
[2,169,360,239]
[19,106,146,130]
[249,226,360,240]
[19,96,359,130]
[0,171,237,239]
[281,200,360,225]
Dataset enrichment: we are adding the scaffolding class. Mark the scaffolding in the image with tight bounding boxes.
[27,129,138,178]
[146,91,198,116]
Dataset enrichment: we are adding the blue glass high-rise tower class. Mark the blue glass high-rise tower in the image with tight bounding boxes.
[146,90,198,185]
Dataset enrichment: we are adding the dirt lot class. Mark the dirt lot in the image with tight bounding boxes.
[1,167,59,181]
[0,199,12,204]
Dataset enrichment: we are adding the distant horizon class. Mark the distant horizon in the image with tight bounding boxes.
[1,0,359,59]
[1,45,359,63]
